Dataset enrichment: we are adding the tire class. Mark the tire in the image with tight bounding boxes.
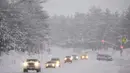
[36,69,41,72]
[23,69,28,73]
[53,66,56,68]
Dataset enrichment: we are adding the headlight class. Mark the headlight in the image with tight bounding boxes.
[23,62,28,66]
[52,64,55,66]
[35,62,40,66]
[56,63,59,67]
[64,58,67,60]
[76,56,78,59]
[86,56,88,58]
[56,61,60,64]
[70,57,73,60]
[82,56,84,58]
[46,64,48,66]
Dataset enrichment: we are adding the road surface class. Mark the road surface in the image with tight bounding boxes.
[0,46,129,73]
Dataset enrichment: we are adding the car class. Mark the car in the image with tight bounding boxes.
[23,59,41,72]
[80,54,88,60]
[64,56,73,63]
[97,54,113,61]
[45,61,60,68]
[71,55,79,60]
[50,58,60,64]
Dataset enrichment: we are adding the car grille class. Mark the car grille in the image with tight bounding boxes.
[48,64,52,66]
[66,58,71,60]
[28,63,34,66]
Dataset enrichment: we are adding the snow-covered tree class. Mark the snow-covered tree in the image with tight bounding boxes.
[49,6,124,49]
[0,0,49,55]
[123,6,130,48]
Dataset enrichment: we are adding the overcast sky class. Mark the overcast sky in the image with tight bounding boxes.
[42,0,130,16]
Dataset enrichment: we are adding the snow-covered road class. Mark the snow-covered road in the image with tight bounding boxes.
[43,58,120,73]
[0,46,129,73]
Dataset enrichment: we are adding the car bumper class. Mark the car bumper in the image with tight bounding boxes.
[24,66,40,70]
[46,65,55,68]
[64,60,72,62]
[81,58,88,59]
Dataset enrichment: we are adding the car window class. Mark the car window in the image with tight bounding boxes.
[27,59,38,62]
[97,54,105,57]
[51,58,59,61]
[82,54,87,56]
[72,55,76,56]
[47,61,55,63]
[66,56,71,58]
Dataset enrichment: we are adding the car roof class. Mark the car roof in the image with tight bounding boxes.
[26,59,38,61]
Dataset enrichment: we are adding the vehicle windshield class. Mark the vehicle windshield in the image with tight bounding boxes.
[47,61,56,63]
[97,54,104,56]
[97,54,111,57]
[105,55,111,57]
[72,55,77,57]
[66,56,71,58]
[51,58,59,61]
[26,59,38,62]
[82,54,87,56]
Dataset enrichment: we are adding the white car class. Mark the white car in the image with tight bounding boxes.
[97,54,113,61]
[23,59,41,72]
[72,55,79,60]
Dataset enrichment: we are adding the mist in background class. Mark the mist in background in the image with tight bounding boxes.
[43,0,130,16]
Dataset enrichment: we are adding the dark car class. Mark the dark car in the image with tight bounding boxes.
[97,54,113,61]
[72,55,79,60]
[64,56,73,63]
[23,59,41,72]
